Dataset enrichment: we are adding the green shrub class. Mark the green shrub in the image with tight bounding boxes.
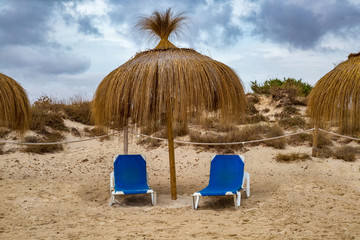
[31,96,68,132]
[251,78,313,97]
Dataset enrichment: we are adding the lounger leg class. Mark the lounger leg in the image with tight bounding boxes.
[151,192,157,206]
[233,195,237,209]
[195,195,200,209]
[237,192,241,207]
[245,172,250,198]
[109,194,115,206]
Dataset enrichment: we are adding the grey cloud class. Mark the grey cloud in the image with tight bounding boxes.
[0,46,90,75]
[0,0,54,46]
[77,15,102,36]
[245,0,360,49]
[0,0,93,76]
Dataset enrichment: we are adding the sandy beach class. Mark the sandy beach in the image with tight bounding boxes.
[1,121,360,239]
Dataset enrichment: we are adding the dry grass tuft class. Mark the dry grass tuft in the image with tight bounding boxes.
[189,123,288,151]
[279,116,306,129]
[84,126,107,137]
[137,137,162,149]
[264,124,286,149]
[189,128,244,152]
[288,133,311,146]
[62,95,92,125]
[0,127,11,138]
[309,132,333,149]
[276,153,311,162]
[334,146,358,162]
[0,144,4,155]
[23,132,64,154]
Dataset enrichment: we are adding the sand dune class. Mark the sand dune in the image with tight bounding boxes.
[1,126,360,239]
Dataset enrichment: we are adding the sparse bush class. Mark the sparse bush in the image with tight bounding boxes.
[265,125,286,149]
[246,113,269,124]
[84,126,107,137]
[288,133,311,146]
[262,108,270,113]
[137,137,162,149]
[279,116,306,129]
[246,103,259,115]
[246,94,260,105]
[283,106,299,115]
[334,146,358,162]
[0,144,4,155]
[173,123,189,136]
[276,153,311,162]
[63,96,92,125]
[309,132,333,149]
[189,128,245,152]
[319,146,334,158]
[24,132,64,154]
[0,127,11,138]
[71,127,81,137]
[31,96,68,133]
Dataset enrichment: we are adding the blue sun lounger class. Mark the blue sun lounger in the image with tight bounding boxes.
[191,155,250,210]
[109,154,157,206]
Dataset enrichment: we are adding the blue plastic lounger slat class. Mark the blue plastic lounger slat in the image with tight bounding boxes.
[109,154,157,206]
[191,155,250,210]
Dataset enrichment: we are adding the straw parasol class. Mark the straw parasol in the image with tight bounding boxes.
[308,52,360,156]
[92,9,247,200]
[308,52,360,131]
[0,73,30,132]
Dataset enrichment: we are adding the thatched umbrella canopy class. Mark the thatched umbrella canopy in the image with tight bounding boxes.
[308,52,360,133]
[92,9,247,200]
[0,73,30,132]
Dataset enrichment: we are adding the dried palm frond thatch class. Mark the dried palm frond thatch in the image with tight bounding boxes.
[92,9,246,200]
[307,52,360,133]
[92,9,246,129]
[0,73,30,132]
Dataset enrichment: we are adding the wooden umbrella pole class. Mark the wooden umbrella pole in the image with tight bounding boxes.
[166,108,177,200]
[312,124,319,157]
[123,126,128,155]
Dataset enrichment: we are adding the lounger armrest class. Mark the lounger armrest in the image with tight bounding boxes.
[110,172,114,194]
[244,172,250,197]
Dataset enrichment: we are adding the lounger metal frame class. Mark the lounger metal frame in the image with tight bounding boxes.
[191,155,250,210]
[109,155,157,206]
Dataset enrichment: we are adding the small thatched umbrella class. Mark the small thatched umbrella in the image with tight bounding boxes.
[308,52,360,155]
[92,9,247,200]
[0,73,30,132]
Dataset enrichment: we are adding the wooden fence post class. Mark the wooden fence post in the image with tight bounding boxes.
[312,125,319,157]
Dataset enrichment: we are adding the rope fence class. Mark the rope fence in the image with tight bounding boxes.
[1,127,360,146]
[131,128,315,145]
[0,131,120,146]
[318,128,360,141]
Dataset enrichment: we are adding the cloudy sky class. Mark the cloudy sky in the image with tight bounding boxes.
[1,0,360,102]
